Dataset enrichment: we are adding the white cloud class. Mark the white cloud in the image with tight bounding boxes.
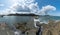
[0,0,56,15]
[8,0,18,4]
[0,0,36,15]
[0,10,9,15]
[18,0,35,4]
[9,0,56,15]
[0,3,4,6]
[39,5,56,15]
[28,2,39,13]
[6,0,39,13]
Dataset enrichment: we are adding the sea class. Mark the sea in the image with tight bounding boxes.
[39,15,60,21]
[0,15,60,26]
[39,15,60,24]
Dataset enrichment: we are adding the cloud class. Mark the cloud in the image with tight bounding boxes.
[28,2,39,13]
[7,0,39,13]
[0,0,39,15]
[39,5,56,15]
[8,0,56,15]
[18,0,35,4]
[0,3,4,6]
[0,0,56,15]
[0,10,10,15]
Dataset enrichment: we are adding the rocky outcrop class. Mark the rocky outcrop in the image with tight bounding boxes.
[42,21,60,35]
[0,23,14,35]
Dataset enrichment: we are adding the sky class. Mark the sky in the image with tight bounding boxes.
[0,0,60,16]
[36,0,60,16]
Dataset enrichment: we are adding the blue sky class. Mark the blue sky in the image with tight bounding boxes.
[36,0,60,16]
[0,0,60,16]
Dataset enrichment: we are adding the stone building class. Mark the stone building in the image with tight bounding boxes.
[42,20,60,35]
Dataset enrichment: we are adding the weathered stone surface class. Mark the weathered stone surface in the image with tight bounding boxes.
[42,21,60,35]
[0,23,14,35]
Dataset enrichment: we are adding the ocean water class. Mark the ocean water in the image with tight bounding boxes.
[39,16,60,20]
[0,16,60,25]
[39,15,60,23]
[0,16,33,26]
